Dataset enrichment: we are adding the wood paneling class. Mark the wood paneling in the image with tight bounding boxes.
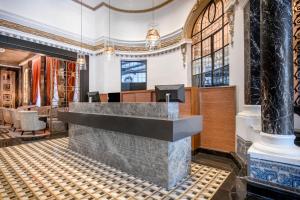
[199,86,236,152]
[135,92,151,102]
[122,93,136,102]
[100,86,236,153]
[99,94,108,102]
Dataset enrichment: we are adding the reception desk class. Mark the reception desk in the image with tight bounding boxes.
[58,102,202,189]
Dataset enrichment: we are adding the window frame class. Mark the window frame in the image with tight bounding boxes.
[191,0,229,87]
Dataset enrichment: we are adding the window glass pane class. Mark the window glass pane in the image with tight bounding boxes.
[192,33,200,45]
[193,59,201,75]
[202,9,210,29]
[214,30,223,51]
[224,65,229,85]
[192,74,201,87]
[208,3,216,22]
[224,45,229,66]
[192,43,201,59]
[214,50,223,69]
[192,0,229,87]
[121,60,147,91]
[201,55,212,86]
[215,0,223,19]
[202,17,222,39]
[202,38,211,56]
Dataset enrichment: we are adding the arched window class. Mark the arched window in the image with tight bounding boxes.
[192,0,229,87]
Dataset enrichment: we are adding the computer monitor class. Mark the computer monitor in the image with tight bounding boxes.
[108,93,120,102]
[87,92,100,102]
[155,84,185,103]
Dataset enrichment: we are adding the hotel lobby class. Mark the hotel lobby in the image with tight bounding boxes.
[0,0,299,199]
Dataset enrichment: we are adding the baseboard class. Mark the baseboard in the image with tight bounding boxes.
[192,147,245,173]
[246,177,300,200]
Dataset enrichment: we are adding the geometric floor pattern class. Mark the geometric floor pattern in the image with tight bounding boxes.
[0,138,230,200]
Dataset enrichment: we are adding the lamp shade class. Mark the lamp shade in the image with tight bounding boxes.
[76,53,86,70]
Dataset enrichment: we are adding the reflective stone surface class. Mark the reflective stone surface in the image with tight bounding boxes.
[261,0,294,135]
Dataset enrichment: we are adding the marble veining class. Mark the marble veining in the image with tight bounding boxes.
[68,102,190,189]
[69,102,179,119]
[69,124,191,189]
[244,0,261,105]
[261,0,294,135]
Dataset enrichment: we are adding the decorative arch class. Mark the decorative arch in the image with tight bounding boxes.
[184,0,230,87]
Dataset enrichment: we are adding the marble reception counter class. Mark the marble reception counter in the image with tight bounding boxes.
[58,102,203,189]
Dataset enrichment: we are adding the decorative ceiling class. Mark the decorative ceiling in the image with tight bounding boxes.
[72,0,174,13]
[0,48,36,66]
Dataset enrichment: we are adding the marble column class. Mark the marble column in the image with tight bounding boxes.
[261,0,294,135]
[248,0,300,192]
[236,0,261,164]
[244,0,261,105]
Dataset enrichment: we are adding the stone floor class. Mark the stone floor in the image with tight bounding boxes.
[0,137,230,200]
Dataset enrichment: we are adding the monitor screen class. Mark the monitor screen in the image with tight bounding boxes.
[87,92,100,102]
[108,93,121,102]
[155,84,185,103]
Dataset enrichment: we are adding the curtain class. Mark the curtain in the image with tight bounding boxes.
[66,61,76,102]
[32,57,41,105]
[46,57,60,105]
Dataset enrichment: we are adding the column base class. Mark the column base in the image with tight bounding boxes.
[248,132,300,192]
[236,105,261,163]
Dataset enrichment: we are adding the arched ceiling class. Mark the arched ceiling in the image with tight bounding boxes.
[72,0,175,13]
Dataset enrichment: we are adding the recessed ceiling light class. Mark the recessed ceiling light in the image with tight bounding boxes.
[0,48,5,53]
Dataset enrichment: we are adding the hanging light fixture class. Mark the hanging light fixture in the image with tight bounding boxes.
[145,0,161,51]
[76,0,87,70]
[104,0,115,57]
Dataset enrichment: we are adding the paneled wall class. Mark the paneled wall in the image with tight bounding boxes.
[199,87,236,152]
[0,69,16,108]
[101,86,236,152]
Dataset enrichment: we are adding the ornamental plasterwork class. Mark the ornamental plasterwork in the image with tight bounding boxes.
[224,0,239,46]
[0,19,184,56]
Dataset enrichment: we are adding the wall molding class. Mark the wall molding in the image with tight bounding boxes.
[72,0,175,13]
[0,10,185,56]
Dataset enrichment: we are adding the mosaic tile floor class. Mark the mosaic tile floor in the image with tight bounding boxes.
[0,138,230,200]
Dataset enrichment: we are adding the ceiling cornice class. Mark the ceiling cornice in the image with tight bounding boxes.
[0,19,184,54]
[72,0,175,13]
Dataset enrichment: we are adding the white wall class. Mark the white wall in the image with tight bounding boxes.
[89,49,190,93]
[1,0,196,42]
[98,0,196,41]
[0,0,96,40]
[229,4,245,113]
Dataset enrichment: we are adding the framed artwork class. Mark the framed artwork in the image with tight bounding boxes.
[3,84,11,91]
[3,94,11,101]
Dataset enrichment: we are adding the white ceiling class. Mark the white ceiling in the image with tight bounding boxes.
[81,0,169,11]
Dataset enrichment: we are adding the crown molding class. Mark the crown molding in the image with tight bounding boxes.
[72,0,175,13]
[0,15,184,55]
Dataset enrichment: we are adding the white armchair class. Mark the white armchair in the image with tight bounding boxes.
[10,109,21,132]
[0,107,4,125]
[19,111,46,135]
[3,109,12,126]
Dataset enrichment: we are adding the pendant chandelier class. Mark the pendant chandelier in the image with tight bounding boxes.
[76,0,87,70]
[104,0,115,57]
[145,0,161,51]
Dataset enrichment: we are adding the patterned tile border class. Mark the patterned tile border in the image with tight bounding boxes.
[248,157,300,193]
[0,138,230,199]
